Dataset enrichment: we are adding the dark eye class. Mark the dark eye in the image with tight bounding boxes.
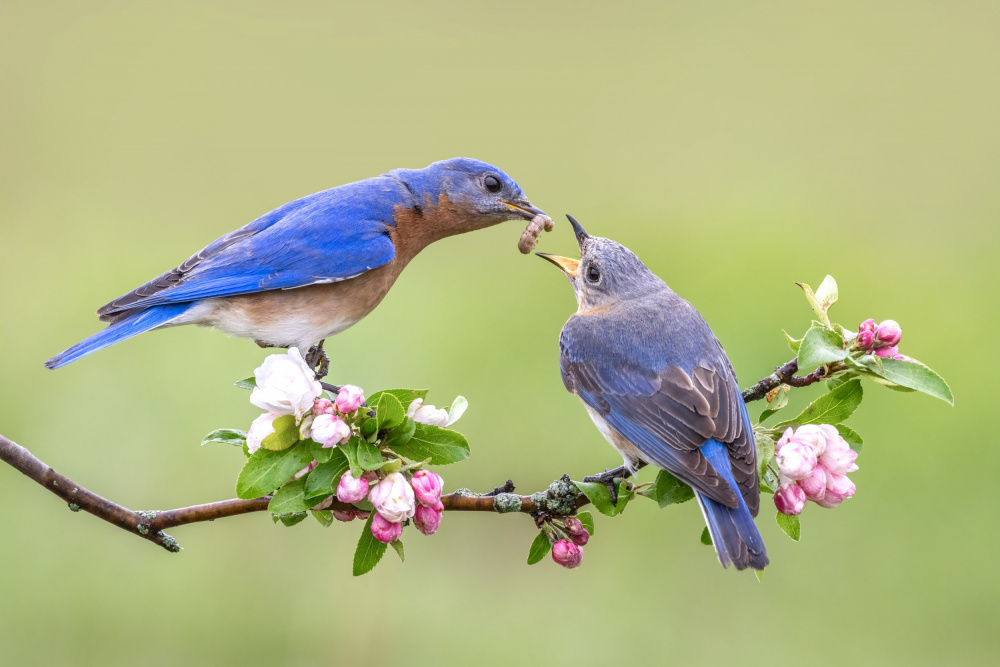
[586,265,600,282]
[483,175,502,193]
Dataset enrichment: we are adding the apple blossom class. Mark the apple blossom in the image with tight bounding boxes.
[816,470,856,508]
[820,435,859,475]
[875,345,898,358]
[311,413,351,447]
[368,472,416,523]
[410,469,444,507]
[407,399,450,427]
[856,330,875,350]
[249,348,322,420]
[799,466,828,501]
[859,318,877,334]
[336,471,370,504]
[563,517,590,546]
[312,398,334,416]
[776,438,817,480]
[370,513,403,543]
[774,483,807,515]
[875,320,902,347]
[335,385,365,414]
[551,539,584,568]
[413,502,444,535]
[246,412,279,455]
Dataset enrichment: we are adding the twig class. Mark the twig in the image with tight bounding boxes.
[740,357,829,403]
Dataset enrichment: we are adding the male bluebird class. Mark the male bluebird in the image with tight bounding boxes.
[46,158,546,372]
[539,216,768,570]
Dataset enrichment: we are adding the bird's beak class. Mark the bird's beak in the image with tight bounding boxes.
[566,214,590,249]
[536,253,580,279]
[501,199,547,220]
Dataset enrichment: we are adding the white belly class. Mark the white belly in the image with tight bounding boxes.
[583,402,647,472]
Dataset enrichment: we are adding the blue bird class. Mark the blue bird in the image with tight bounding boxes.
[539,216,767,570]
[46,158,546,372]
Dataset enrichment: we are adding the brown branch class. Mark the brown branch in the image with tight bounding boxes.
[740,357,830,403]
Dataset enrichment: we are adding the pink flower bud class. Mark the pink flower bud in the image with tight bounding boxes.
[875,345,898,358]
[819,435,859,475]
[336,471,370,504]
[859,318,877,334]
[370,513,403,543]
[856,330,875,350]
[563,517,590,546]
[332,510,356,522]
[816,470,856,508]
[413,502,444,535]
[312,398,335,416]
[551,539,584,568]
[335,385,365,414]
[875,320,902,347]
[246,412,279,454]
[410,469,444,507]
[776,440,817,480]
[310,413,351,447]
[368,472,416,523]
[774,483,807,515]
[362,471,378,483]
[799,466,828,501]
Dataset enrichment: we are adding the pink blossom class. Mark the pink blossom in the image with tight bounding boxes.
[816,469,856,508]
[875,320,902,347]
[859,319,877,334]
[293,460,318,479]
[368,472,416,523]
[563,517,590,546]
[407,399,450,427]
[312,398,335,416]
[856,330,875,350]
[774,483,807,515]
[370,513,403,543]
[311,413,351,447]
[246,412,279,454]
[799,466,828,501]
[335,385,365,414]
[875,345,898,358]
[820,435,859,475]
[336,471,370,504]
[551,539,584,568]
[411,469,444,507]
[776,439,817,480]
[413,502,444,535]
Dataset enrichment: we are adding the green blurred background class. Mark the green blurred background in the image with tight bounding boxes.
[1,1,997,664]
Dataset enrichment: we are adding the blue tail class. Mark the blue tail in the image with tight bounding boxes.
[696,439,769,571]
[45,303,195,369]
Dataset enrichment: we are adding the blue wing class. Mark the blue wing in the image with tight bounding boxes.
[98,175,407,320]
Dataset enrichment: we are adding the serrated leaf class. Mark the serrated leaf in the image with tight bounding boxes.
[573,480,618,516]
[389,540,405,562]
[274,512,307,527]
[527,532,551,565]
[382,417,416,448]
[647,470,695,508]
[360,418,378,439]
[776,379,863,428]
[260,415,299,451]
[304,449,350,498]
[373,393,405,431]
[353,514,388,576]
[308,439,335,464]
[700,526,712,545]
[576,511,595,536]
[268,478,313,513]
[775,512,801,541]
[236,444,314,499]
[234,377,256,390]
[311,509,334,527]
[201,429,247,447]
[339,437,362,478]
[615,479,635,514]
[875,357,954,406]
[782,330,802,354]
[367,389,428,411]
[357,441,385,471]
[835,424,863,452]
[798,325,848,372]
[387,423,470,465]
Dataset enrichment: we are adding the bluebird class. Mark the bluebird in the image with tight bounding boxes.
[46,158,546,372]
[539,216,767,570]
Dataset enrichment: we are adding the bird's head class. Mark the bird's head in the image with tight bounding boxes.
[538,215,663,311]
[389,157,545,230]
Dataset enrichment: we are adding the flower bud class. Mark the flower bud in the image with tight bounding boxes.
[311,413,351,447]
[413,502,444,535]
[336,471,370,504]
[856,330,875,350]
[335,385,365,414]
[859,318,877,334]
[312,398,335,416]
[410,469,444,507]
[819,435,859,475]
[563,517,590,545]
[246,412,279,455]
[551,539,584,568]
[407,398,450,427]
[332,510,356,522]
[774,483,807,515]
[875,320,902,347]
[816,470,856,508]
[798,466,828,501]
[370,513,403,543]
[368,472,416,523]
[249,348,322,420]
[875,345,898,358]
[776,440,817,480]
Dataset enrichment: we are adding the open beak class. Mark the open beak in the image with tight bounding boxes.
[501,199,547,220]
[536,253,580,279]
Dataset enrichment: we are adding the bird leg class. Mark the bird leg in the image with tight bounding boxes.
[305,340,330,380]
[583,462,648,505]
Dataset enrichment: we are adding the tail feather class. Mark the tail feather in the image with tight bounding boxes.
[696,438,769,571]
[45,303,194,369]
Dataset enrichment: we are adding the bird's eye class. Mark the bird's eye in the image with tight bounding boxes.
[483,175,502,193]
[586,265,600,283]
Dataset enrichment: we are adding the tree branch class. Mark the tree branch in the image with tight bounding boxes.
[0,359,824,552]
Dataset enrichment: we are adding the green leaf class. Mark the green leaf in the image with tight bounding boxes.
[387,423,470,465]
[835,424,863,452]
[573,481,618,517]
[775,512,801,541]
[754,569,766,583]
[389,540,405,563]
[814,275,838,314]
[274,512,307,527]
[201,428,247,447]
[382,417,416,448]
[339,437,362,478]
[796,279,835,326]
[367,389,428,411]
[576,511,595,536]
[236,444,315,499]
[755,433,777,481]
[527,532,551,565]
[268,478,314,513]
[782,330,802,354]
[757,386,790,424]
[615,480,635,514]
[446,396,468,426]
[373,393,405,431]
[304,449,350,497]
[353,514,388,576]
[647,470,695,508]
[310,509,334,527]
[798,325,848,372]
[360,418,378,439]
[700,526,712,546]
[260,415,299,451]
[776,379,863,428]
[875,357,954,406]
[234,377,256,390]
[357,440,385,471]
[308,439,335,464]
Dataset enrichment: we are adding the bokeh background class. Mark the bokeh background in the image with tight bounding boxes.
[1,1,997,664]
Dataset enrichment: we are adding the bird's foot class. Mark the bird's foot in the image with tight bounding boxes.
[583,462,647,506]
[305,340,329,380]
